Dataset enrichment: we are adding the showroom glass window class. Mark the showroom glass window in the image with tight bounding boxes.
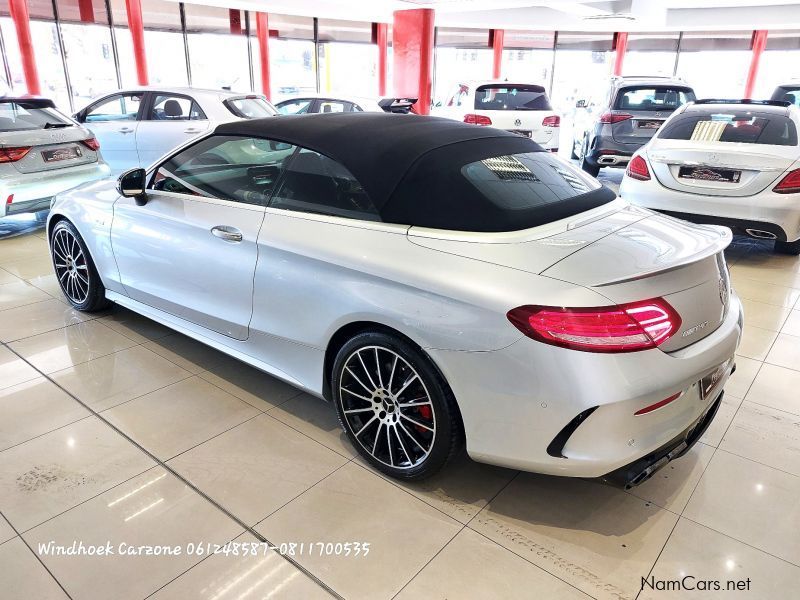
[0,0,70,109]
[184,5,250,92]
[757,31,800,101]
[674,31,752,99]
[501,31,555,93]
[252,13,316,102]
[434,27,492,106]
[111,0,188,87]
[622,32,680,78]
[271,148,380,221]
[151,135,298,205]
[317,19,376,97]
[551,32,614,115]
[56,0,118,112]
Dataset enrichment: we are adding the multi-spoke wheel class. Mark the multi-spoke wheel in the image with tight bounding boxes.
[332,331,462,480]
[50,220,110,312]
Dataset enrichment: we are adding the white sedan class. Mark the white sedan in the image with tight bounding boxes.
[620,100,800,255]
[432,81,560,151]
[274,93,415,115]
[73,87,276,174]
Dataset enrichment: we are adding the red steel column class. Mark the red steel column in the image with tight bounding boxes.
[256,13,271,99]
[125,0,148,85]
[490,29,504,79]
[376,22,388,96]
[229,9,242,35]
[744,30,768,99]
[8,0,40,95]
[612,31,628,76]
[392,9,434,115]
[78,0,95,23]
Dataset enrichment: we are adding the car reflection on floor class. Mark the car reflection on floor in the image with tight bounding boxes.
[0,210,48,240]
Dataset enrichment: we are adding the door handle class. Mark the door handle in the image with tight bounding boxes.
[211,225,243,243]
[184,127,202,134]
[118,127,134,134]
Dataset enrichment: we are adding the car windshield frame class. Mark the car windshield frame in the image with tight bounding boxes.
[223,96,277,119]
[0,99,73,132]
[474,84,553,112]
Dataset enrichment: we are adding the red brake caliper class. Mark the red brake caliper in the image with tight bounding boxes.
[416,405,432,433]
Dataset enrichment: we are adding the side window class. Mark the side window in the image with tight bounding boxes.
[270,148,379,221]
[150,135,297,206]
[85,93,143,122]
[318,100,353,113]
[277,99,312,115]
[149,94,206,121]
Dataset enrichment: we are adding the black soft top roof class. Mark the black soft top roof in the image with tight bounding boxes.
[215,112,541,209]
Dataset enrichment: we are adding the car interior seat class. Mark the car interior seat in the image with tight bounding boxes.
[163,99,184,120]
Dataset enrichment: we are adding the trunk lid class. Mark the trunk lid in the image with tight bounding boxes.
[541,213,732,351]
[2,127,98,174]
[410,204,732,352]
[647,139,794,197]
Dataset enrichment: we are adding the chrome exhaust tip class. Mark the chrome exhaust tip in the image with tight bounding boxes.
[745,228,777,240]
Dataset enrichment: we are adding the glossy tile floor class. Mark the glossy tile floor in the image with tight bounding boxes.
[1,215,799,600]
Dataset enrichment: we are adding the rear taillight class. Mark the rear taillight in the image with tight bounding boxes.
[542,115,560,128]
[464,114,492,126]
[507,298,681,353]
[599,112,633,124]
[773,168,800,194]
[81,137,100,151]
[0,147,32,163]
[626,155,651,181]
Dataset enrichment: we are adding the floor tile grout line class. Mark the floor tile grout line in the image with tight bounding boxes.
[0,508,76,600]
[390,526,466,600]
[261,408,356,462]
[742,397,800,419]
[676,512,800,570]
[713,446,800,479]
[0,413,96,455]
[635,438,723,599]
[0,340,343,600]
[462,519,597,600]
[0,296,56,314]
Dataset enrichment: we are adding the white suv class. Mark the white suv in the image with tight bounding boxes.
[432,81,560,151]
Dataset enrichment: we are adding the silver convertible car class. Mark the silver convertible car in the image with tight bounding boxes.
[47,113,742,486]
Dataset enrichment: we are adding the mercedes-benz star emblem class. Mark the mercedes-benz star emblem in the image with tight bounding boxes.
[514,118,522,127]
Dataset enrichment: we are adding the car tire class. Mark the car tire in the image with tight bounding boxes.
[50,220,111,312]
[332,331,462,480]
[579,139,600,177]
[775,238,800,256]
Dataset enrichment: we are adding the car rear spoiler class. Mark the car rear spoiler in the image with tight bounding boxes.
[378,97,417,114]
[0,96,56,108]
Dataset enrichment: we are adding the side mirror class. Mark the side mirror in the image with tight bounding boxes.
[575,99,586,109]
[117,168,147,205]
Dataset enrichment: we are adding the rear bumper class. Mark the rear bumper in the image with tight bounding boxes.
[586,130,640,168]
[602,392,723,488]
[621,175,800,242]
[0,161,111,218]
[428,293,742,478]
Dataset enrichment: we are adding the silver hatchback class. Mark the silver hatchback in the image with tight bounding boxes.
[1,96,110,218]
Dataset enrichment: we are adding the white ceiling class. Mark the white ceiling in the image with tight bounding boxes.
[179,0,800,31]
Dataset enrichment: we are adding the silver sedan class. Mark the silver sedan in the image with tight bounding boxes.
[46,113,742,486]
[1,96,110,218]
